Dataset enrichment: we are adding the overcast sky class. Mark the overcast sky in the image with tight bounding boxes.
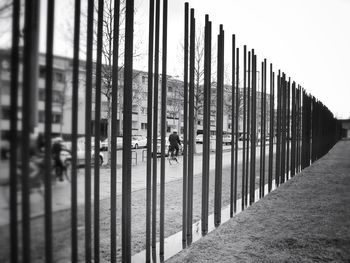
[1,0,349,119]
[136,0,350,119]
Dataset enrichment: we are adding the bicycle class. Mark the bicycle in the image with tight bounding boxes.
[168,145,181,165]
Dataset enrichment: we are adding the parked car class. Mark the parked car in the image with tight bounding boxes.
[100,139,108,151]
[196,134,203,144]
[131,135,147,149]
[61,140,104,166]
[100,137,123,151]
[222,134,232,145]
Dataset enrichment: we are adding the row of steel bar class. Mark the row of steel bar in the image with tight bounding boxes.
[6,0,342,262]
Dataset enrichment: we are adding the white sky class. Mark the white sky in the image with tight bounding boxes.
[1,0,349,119]
[135,0,350,119]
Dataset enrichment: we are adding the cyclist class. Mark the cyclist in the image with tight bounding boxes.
[168,130,181,158]
[52,137,66,181]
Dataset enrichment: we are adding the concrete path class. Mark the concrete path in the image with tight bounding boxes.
[0,142,271,225]
[167,140,350,262]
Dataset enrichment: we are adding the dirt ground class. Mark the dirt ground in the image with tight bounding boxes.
[167,140,350,263]
[0,150,271,262]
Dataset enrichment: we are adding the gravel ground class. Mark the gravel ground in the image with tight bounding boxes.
[0,150,272,262]
[167,140,350,263]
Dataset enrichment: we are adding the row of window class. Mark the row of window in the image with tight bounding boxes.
[39,66,65,83]
[38,89,63,103]
[1,106,62,124]
[38,111,62,124]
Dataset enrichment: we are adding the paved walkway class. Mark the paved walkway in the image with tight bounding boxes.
[168,140,350,262]
[0,142,271,225]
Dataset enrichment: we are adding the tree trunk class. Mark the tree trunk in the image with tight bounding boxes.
[107,98,112,165]
[107,115,112,165]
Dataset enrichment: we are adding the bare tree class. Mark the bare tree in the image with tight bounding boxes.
[177,27,217,152]
[0,0,12,18]
[167,79,184,133]
[64,0,143,164]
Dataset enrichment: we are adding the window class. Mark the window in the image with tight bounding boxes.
[38,89,62,103]
[228,124,231,129]
[197,120,201,125]
[38,111,45,123]
[38,89,45,101]
[55,72,64,83]
[38,111,61,124]
[140,107,147,115]
[39,66,46,79]
[168,86,173,92]
[52,113,62,124]
[0,83,10,95]
[1,106,10,120]
[141,123,147,130]
[52,90,62,103]
[142,76,147,84]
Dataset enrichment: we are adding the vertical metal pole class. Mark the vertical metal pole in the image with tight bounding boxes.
[152,0,160,253]
[160,0,168,257]
[301,90,306,169]
[259,61,264,198]
[296,86,299,172]
[275,71,281,187]
[71,0,81,261]
[268,65,274,192]
[291,82,296,177]
[245,51,251,206]
[122,0,134,261]
[9,0,20,261]
[230,34,235,217]
[281,73,286,184]
[234,47,239,212]
[296,86,300,173]
[298,86,301,172]
[71,7,80,263]
[44,0,55,261]
[94,0,104,261]
[182,2,189,245]
[22,0,40,260]
[249,52,256,205]
[214,25,224,226]
[307,94,311,166]
[262,59,267,196]
[110,0,120,262]
[286,78,290,180]
[146,0,154,260]
[201,15,211,235]
[241,45,247,211]
[187,8,195,243]
[85,0,94,261]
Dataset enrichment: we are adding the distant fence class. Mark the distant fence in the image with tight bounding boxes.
[3,0,342,262]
